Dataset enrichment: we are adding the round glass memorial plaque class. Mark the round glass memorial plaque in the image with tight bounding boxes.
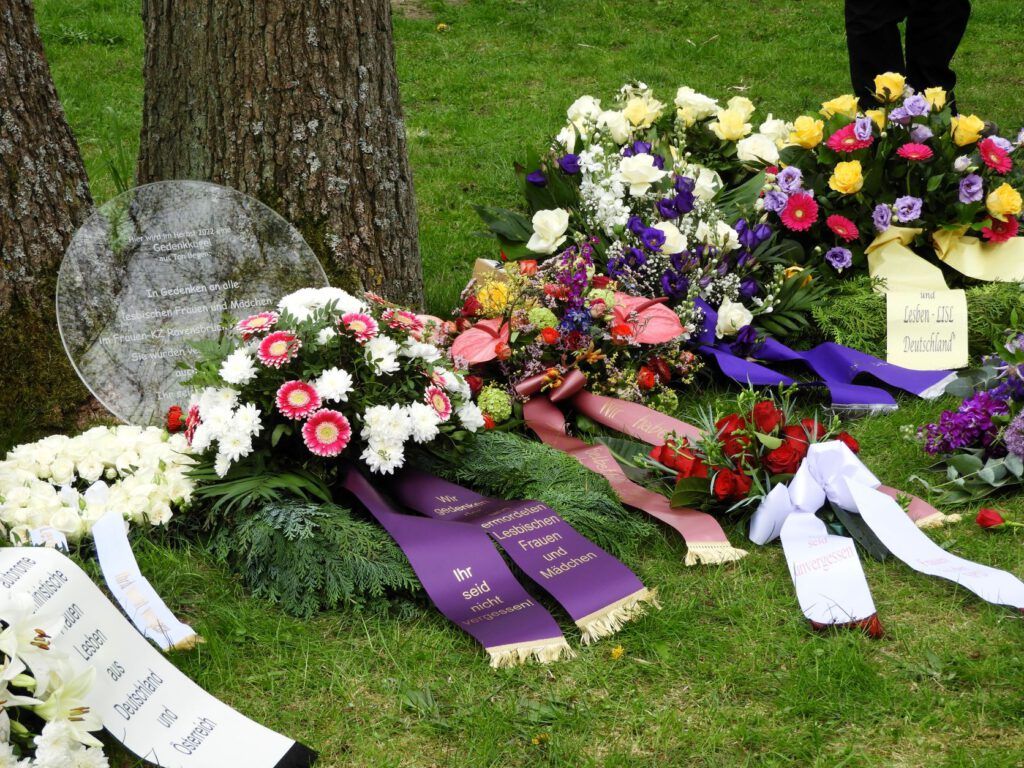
[57,181,329,425]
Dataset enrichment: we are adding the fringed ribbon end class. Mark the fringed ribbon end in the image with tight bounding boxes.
[684,542,748,566]
[576,588,660,645]
[810,613,885,639]
[169,634,206,652]
[486,638,576,668]
[914,511,963,530]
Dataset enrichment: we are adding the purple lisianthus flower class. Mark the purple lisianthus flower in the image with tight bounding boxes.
[640,226,667,251]
[651,153,666,170]
[959,174,984,204]
[526,169,547,186]
[854,116,874,142]
[777,166,803,194]
[739,277,760,298]
[621,140,652,158]
[763,189,788,213]
[888,106,912,125]
[558,154,580,175]
[660,269,689,300]
[623,246,647,270]
[909,125,934,143]
[735,219,757,249]
[989,136,1014,152]
[674,175,695,194]
[657,198,680,220]
[894,195,923,223]
[674,190,695,214]
[627,215,645,236]
[730,324,760,358]
[825,246,853,272]
[753,222,772,243]
[903,94,930,117]
[872,204,892,232]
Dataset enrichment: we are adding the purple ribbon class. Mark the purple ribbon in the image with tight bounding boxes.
[340,466,572,666]
[390,468,654,641]
[694,298,952,408]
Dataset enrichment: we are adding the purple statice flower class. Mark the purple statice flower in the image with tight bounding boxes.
[888,106,912,125]
[526,169,547,186]
[640,227,667,251]
[903,94,930,117]
[558,154,580,174]
[872,204,892,232]
[763,189,788,213]
[660,269,689,300]
[777,166,803,194]
[959,174,984,204]
[674,175,695,194]
[825,246,853,272]
[627,215,645,236]
[854,116,874,142]
[921,389,1011,455]
[739,277,760,298]
[909,125,934,143]
[894,195,923,223]
[657,198,680,220]
[1004,412,1024,459]
[674,189,695,214]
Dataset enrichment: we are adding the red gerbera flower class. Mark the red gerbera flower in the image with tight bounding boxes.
[826,214,859,242]
[896,142,934,162]
[825,124,873,153]
[981,215,1020,243]
[780,192,819,232]
[979,137,1012,174]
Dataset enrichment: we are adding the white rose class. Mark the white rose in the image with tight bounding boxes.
[689,166,723,201]
[567,95,602,130]
[526,208,570,255]
[736,133,780,165]
[674,86,719,125]
[555,124,577,154]
[715,298,754,338]
[652,222,688,255]
[615,154,668,196]
[715,221,741,252]
[48,458,75,486]
[759,114,792,146]
[597,110,631,144]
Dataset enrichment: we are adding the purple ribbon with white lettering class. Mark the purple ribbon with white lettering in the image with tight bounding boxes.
[390,468,657,643]
[340,466,573,667]
[694,298,954,409]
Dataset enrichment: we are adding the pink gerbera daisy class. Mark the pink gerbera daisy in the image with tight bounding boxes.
[302,409,352,456]
[826,214,859,242]
[780,192,819,232]
[236,311,279,339]
[258,331,301,368]
[340,312,379,343]
[276,380,321,419]
[979,138,1012,174]
[896,142,934,162]
[382,308,424,335]
[424,386,453,421]
[825,124,873,153]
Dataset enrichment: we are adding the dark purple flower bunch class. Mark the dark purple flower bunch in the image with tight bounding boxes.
[920,389,1011,455]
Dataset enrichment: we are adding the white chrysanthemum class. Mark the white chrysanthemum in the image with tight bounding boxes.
[361,403,412,446]
[316,327,337,345]
[360,441,406,474]
[364,336,401,375]
[278,286,368,321]
[213,452,233,478]
[231,403,263,437]
[217,426,253,463]
[315,367,354,402]
[401,339,442,363]
[405,402,441,443]
[456,402,486,433]
[219,348,257,385]
[198,387,238,414]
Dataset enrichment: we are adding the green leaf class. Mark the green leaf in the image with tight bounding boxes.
[670,477,712,508]
[755,432,783,450]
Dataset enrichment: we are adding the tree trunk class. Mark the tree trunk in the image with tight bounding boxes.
[136,0,423,306]
[0,0,93,434]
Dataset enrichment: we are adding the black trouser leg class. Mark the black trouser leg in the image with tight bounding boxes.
[906,0,971,111]
[845,0,909,107]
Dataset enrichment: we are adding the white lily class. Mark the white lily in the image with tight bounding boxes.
[33,666,103,748]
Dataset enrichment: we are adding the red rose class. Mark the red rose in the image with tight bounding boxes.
[800,418,827,440]
[751,400,784,433]
[715,414,750,459]
[518,260,539,276]
[495,342,512,361]
[465,375,483,395]
[461,295,482,318]
[543,283,569,299]
[782,424,810,457]
[652,439,708,479]
[611,323,633,343]
[166,405,184,433]
[637,366,657,390]
[763,442,802,475]
[976,508,1006,529]
[712,468,752,502]
[483,414,496,430]
[649,357,672,383]
[540,327,560,345]
[591,275,612,288]
[836,431,860,453]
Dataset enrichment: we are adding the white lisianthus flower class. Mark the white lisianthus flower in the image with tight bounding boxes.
[219,348,257,386]
[526,208,571,255]
[674,86,719,125]
[954,155,972,172]
[715,298,754,338]
[315,367,354,402]
[685,165,723,201]
[736,133,780,165]
[652,221,688,255]
[597,109,631,143]
[715,221,741,252]
[364,336,401,375]
[405,402,441,443]
[616,154,668,196]
[759,114,793,147]
[555,124,577,153]
[456,402,486,433]
[567,95,602,131]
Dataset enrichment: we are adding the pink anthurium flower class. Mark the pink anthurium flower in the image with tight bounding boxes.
[611,293,684,344]
[449,318,511,364]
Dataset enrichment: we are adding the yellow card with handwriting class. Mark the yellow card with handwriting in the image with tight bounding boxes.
[886,289,969,371]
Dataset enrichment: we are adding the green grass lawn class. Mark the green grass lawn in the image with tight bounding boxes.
[25,0,1024,765]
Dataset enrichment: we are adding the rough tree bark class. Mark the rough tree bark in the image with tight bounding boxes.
[136,0,423,306]
[0,0,93,431]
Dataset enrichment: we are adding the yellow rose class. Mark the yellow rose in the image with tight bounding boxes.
[726,95,756,121]
[622,95,665,128]
[951,114,985,146]
[783,265,813,287]
[873,72,906,102]
[476,281,510,315]
[788,115,824,148]
[986,183,1023,221]
[709,108,752,141]
[819,94,859,119]
[923,87,947,111]
[828,160,864,195]
[865,109,886,130]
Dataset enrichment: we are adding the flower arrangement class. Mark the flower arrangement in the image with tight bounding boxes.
[764,73,1024,278]
[916,329,1024,503]
[449,244,701,414]
[0,427,194,544]
[1,595,108,767]
[647,389,858,512]
[181,287,483,482]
